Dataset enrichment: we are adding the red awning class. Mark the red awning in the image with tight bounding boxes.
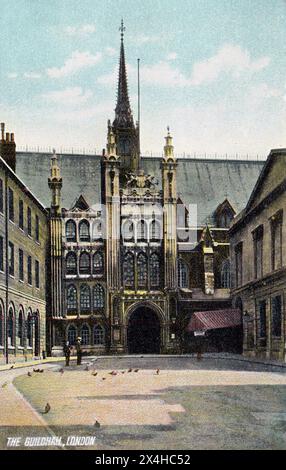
[188,309,242,332]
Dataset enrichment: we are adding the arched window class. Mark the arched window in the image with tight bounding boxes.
[221,259,231,288]
[178,259,189,288]
[123,252,134,288]
[94,325,105,345]
[94,284,105,309]
[81,324,90,345]
[80,285,91,312]
[122,220,134,242]
[27,311,33,348]
[92,221,102,240]
[79,220,90,241]
[7,307,14,347]
[150,219,161,242]
[0,301,4,347]
[79,252,91,275]
[67,285,77,311]
[93,251,104,274]
[66,219,76,242]
[18,309,24,347]
[137,252,148,288]
[137,220,147,242]
[67,325,77,345]
[66,252,77,275]
[150,253,160,288]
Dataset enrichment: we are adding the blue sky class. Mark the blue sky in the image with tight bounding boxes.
[0,0,286,155]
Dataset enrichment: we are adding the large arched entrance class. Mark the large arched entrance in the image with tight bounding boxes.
[127,305,161,354]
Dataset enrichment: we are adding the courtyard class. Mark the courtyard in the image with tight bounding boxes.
[1,356,286,450]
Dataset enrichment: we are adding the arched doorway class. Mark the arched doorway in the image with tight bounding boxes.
[127,305,161,354]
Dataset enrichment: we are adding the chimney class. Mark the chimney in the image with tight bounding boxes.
[0,123,16,172]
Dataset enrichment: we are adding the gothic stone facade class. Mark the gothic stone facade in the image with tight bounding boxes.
[47,30,235,355]
[230,149,286,360]
[0,124,48,363]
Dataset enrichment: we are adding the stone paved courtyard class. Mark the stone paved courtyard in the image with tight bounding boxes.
[1,356,286,450]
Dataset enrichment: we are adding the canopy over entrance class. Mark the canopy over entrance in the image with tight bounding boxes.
[188,309,242,332]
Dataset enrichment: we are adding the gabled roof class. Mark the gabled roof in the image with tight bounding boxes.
[244,148,286,214]
[213,198,236,218]
[69,194,90,211]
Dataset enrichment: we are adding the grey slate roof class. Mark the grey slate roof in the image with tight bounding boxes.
[15,152,265,225]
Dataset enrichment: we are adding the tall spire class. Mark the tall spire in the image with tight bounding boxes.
[113,19,134,128]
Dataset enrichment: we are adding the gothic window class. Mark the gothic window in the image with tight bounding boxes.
[79,252,91,275]
[94,325,105,345]
[137,220,147,242]
[92,221,102,240]
[123,252,134,288]
[27,311,33,348]
[66,220,76,242]
[93,251,104,274]
[122,220,134,242]
[93,284,105,309]
[137,252,148,288]
[150,219,161,242]
[221,259,231,288]
[7,307,14,347]
[178,259,189,288]
[80,284,91,312]
[81,324,90,345]
[150,253,160,288]
[66,252,77,275]
[67,285,77,311]
[67,325,77,345]
[18,309,24,347]
[79,220,90,242]
[0,302,3,346]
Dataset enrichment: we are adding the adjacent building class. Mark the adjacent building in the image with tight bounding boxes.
[230,149,286,360]
[0,123,48,363]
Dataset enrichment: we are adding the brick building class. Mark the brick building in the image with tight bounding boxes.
[0,123,48,363]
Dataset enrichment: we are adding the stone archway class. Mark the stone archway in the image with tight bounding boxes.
[127,304,161,354]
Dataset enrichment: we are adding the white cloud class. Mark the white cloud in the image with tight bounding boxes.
[23,71,42,79]
[7,72,18,79]
[135,34,161,45]
[42,87,93,106]
[190,44,270,86]
[105,46,117,57]
[63,24,96,37]
[47,50,102,78]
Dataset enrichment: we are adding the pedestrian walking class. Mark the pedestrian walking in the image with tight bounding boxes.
[76,337,82,365]
[63,341,71,367]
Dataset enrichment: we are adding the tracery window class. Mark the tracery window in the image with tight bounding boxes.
[93,252,104,274]
[150,253,160,288]
[7,307,14,347]
[178,259,189,288]
[79,220,90,242]
[122,220,134,242]
[18,309,24,347]
[67,285,77,311]
[79,252,91,274]
[123,252,134,288]
[150,219,161,241]
[27,311,33,348]
[137,220,147,242]
[94,284,105,309]
[66,220,76,242]
[81,324,90,345]
[66,252,77,275]
[80,284,91,311]
[137,252,148,288]
[221,259,231,288]
[94,325,105,345]
[67,325,77,345]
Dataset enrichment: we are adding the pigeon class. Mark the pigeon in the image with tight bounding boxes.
[121,371,125,374]
[92,372,98,377]
[59,368,64,374]
[39,369,44,373]
[127,368,132,373]
[102,377,106,381]
[134,369,139,373]
[10,365,14,369]
[27,372,32,377]
[33,368,39,373]
[109,371,117,376]
[43,403,51,414]
[94,420,101,428]
[156,368,160,375]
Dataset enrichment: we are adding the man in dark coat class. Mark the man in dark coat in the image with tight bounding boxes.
[76,337,82,365]
[63,341,71,367]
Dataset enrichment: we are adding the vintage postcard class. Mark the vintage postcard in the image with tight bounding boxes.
[0,0,285,461]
